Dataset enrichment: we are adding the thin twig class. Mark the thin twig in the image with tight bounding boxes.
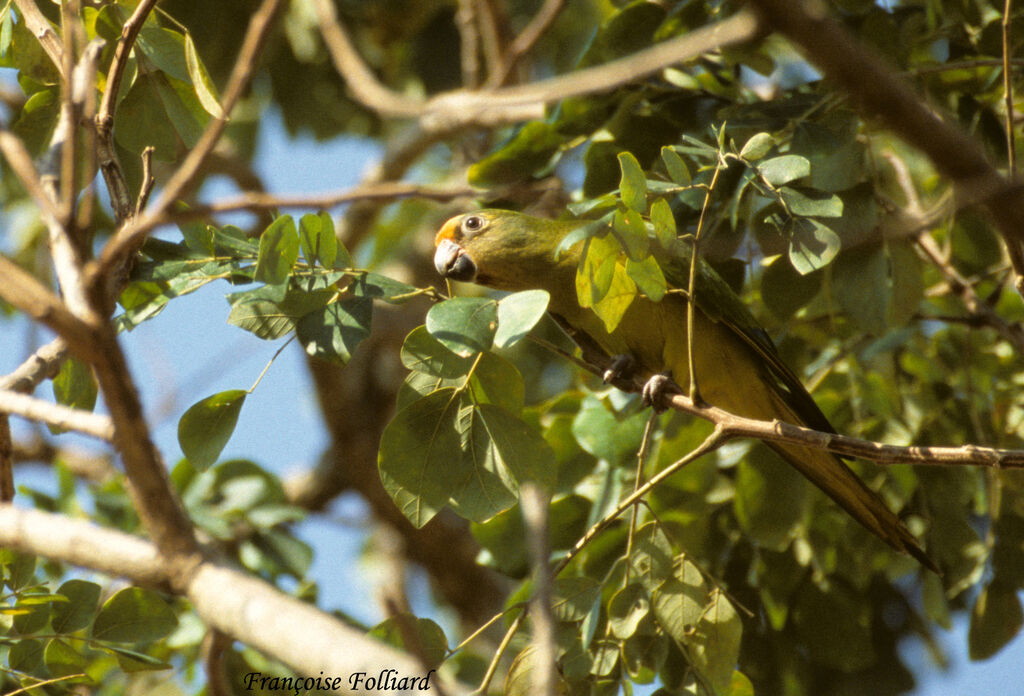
[135,145,156,216]
[475,610,525,695]
[488,0,565,87]
[1003,0,1017,175]
[95,0,160,224]
[93,0,285,295]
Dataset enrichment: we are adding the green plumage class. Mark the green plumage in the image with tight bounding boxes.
[434,208,935,572]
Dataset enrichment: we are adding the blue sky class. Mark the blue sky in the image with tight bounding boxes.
[3,107,1023,695]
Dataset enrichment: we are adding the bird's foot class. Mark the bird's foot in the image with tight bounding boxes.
[641,372,676,413]
[603,354,637,384]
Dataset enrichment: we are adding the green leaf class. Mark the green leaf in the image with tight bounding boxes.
[298,212,341,269]
[612,207,648,260]
[833,243,889,334]
[552,576,601,622]
[968,581,1024,661]
[52,579,101,633]
[650,198,677,248]
[44,638,87,678]
[425,297,498,357]
[152,72,209,148]
[469,403,556,490]
[183,32,223,118]
[136,27,190,81]
[691,591,743,695]
[571,396,647,467]
[788,219,841,275]
[227,286,333,339]
[296,297,372,363]
[400,326,474,378]
[255,215,300,285]
[494,290,549,348]
[378,388,469,527]
[661,146,691,184]
[740,132,774,161]
[113,75,178,160]
[105,645,173,672]
[50,358,97,434]
[346,271,418,303]
[758,155,810,186]
[468,121,564,186]
[8,638,43,672]
[577,234,637,332]
[626,254,666,301]
[779,187,844,217]
[618,151,647,212]
[369,614,449,669]
[177,390,247,469]
[760,254,821,320]
[733,445,808,550]
[608,584,650,639]
[92,587,178,643]
[651,555,708,642]
[472,352,525,412]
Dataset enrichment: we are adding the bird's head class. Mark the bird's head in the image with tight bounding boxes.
[434,209,578,291]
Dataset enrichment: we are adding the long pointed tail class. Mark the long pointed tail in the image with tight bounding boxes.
[768,439,938,573]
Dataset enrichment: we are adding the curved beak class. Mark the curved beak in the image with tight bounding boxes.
[434,238,477,281]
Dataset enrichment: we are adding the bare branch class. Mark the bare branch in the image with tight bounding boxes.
[577,349,1024,469]
[137,181,480,233]
[488,0,565,87]
[0,504,168,587]
[93,0,285,290]
[0,504,471,694]
[0,338,68,394]
[95,0,160,224]
[12,0,64,77]
[455,0,482,88]
[313,0,424,117]
[0,388,114,441]
[0,254,102,362]
[0,129,62,224]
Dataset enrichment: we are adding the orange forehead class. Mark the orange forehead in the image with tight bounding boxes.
[435,217,461,247]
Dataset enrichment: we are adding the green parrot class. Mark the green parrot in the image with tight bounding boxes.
[434,208,936,572]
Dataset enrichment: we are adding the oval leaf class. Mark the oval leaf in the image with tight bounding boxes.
[425,297,498,357]
[255,215,299,285]
[618,151,647,212]
[495,289,549,348]
[92,587,178,643]
[177,390,247,469]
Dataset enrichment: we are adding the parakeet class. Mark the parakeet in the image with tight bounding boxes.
[434,208,936,572]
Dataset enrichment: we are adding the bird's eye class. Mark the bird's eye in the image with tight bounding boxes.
[462,215,484,233]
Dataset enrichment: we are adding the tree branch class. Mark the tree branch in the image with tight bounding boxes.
[0,388,113,441]
[578,351,1024,469]
[12,0,64,77]
[94,0,160,225]
[0,505,472,695]
[92,0,285,291]
[487,0,565,87]
[747,0,1024,293]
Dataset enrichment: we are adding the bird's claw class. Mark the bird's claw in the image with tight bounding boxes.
[641,373,674,412]
[603,354,636,384]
